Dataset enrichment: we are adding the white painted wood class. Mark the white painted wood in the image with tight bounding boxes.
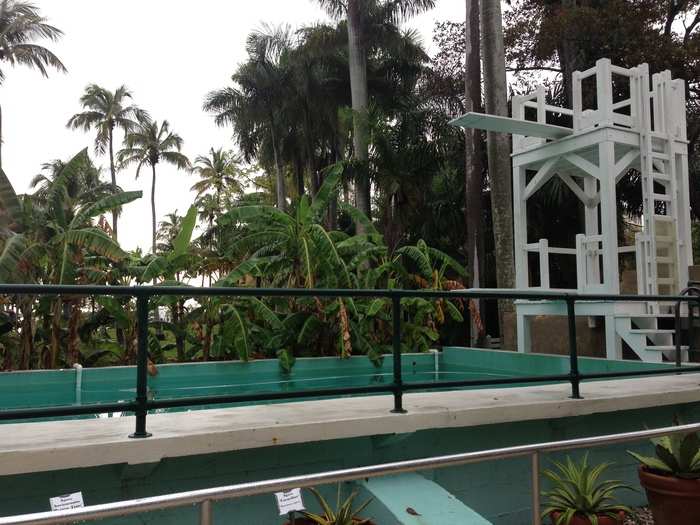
[539,238,550,289]
[524,157,558,199]
[450,112,573,139]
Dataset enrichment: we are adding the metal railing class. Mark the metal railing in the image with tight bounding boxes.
[1,284,700,438]
[2,420,699,525]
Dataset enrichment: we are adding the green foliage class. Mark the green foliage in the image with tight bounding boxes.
[628,420,700,479]
[300,486,372,525]
[541,454,632,525]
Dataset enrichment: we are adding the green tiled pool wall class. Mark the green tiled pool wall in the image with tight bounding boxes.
[2,402,698,525]
[0,347,676,411]
[440,347,674,377]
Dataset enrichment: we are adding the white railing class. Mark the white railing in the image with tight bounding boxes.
[576,234,604,293]
[525,239,577,289]
[2,421,699,525]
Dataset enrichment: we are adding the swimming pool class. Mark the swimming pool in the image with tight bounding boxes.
[0,347,674,417]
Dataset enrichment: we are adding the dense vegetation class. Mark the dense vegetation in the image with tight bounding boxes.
[1,0,700,371]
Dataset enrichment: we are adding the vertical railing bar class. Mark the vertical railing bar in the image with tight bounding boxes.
[676,297,683,368]
[391,294,406,414]
[566,298,582,399]
[690,296,697,361]
[531,451,541,525]
[130,292,152,438]
[200,499,212,525]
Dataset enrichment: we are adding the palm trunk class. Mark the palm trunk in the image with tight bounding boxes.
[347,0,371,230]
[481,0,515,344]
[108,127,118,240]
[50,299,61,368]
[151,163,160,326]
[465,0,485,345]
[269,123,286,210]
[19,298,33,370]
[67,299,81,365]
[151,163,157,254]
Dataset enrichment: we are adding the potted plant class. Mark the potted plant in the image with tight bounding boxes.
[283,486,374,525]
[541,454,632,525]
[628,423,700,525]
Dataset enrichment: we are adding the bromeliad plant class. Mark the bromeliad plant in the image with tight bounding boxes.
[300,486,372,525]
[628,425,700,479]
[541,454,632,525]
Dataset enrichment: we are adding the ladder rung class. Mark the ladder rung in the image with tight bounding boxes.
[653,193,671,202]
[651,152,669,160]
[645,345,689,352]
[657,278,675,285]
[629,329,675,335]
[652,173,671,182]
[656,256,673,264]
[656,235,673,243]
[654,215,673,222]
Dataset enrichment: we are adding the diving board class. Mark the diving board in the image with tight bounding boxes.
[449,112,573,139]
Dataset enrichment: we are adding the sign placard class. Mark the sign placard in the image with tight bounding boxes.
[274,488,305,516]
[50,492,84,511]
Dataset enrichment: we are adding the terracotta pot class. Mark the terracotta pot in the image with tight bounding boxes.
[638,466,700,525]
[549,510,625,525]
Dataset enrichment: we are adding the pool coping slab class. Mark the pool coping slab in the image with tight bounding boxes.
[1,373,699,476]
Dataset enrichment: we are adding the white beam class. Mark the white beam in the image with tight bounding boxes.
[563,153,600,179]
[614,150,640,182]
[558,173,592,205]
[524,158,558,199]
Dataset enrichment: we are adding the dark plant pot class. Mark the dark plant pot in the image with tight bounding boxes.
[638,466,700,525]
[549,510,625,525]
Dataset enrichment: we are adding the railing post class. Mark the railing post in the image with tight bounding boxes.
[675,298,683,368]
[566,298,582,399]
[130,293,152,438]
[200,499,212,525]
[391,295,406,414]
[531,451,541,525]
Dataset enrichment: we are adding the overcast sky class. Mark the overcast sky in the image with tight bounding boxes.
[1,0,465,252]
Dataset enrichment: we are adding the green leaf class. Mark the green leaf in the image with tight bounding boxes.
[172,205,197,256]
[64,228,126,261]
[627,451,673,472]
[0,167,23,231]
[70,190,142,229]
[141,255,169,282]
[0,234,26,283]
[277,348,295,373]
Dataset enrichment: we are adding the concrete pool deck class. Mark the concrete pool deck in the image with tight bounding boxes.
[1,373,699,476]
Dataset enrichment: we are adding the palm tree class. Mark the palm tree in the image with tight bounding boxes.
[204,26,292,211]
[0,0,65,168]
[66,84,148,240]
[316,0,435,227]
[190,148,244,208]
[481,0,515,341]
[118,118,190,255]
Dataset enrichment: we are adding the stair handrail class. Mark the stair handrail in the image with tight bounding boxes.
[675,286,700,366]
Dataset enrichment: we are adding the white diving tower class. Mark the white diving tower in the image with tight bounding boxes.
[452,58,693,362]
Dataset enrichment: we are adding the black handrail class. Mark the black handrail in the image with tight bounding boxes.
[1,283,700,437]
[675,287,700,367]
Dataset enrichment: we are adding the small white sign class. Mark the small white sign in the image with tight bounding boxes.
[50,492,84,511]
[274,488,305,516]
